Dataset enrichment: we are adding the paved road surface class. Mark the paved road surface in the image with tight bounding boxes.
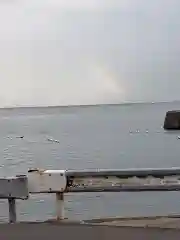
[1,223,180,240]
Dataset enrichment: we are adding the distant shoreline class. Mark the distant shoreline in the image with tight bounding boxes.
[0,100,180,110]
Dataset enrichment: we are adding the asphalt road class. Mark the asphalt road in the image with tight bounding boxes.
[1,223,180,240]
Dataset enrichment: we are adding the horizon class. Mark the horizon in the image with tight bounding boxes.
[1,99,180,110]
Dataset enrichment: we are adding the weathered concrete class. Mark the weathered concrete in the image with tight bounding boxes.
[85,215,180,229]
[164,110,180,130]
[1,221,180,240]
[1,216,180,239]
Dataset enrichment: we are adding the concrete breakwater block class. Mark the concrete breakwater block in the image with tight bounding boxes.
[164,111,180,130]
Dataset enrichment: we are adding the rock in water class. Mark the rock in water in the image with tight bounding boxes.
[164,110,180,130]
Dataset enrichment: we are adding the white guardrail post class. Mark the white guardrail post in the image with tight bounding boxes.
[0,175,29,223]
[28,169,67,220]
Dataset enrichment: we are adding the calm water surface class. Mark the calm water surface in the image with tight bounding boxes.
[0,102,180,222]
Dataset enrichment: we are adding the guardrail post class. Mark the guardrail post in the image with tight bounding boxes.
[56,192,64,220]
[28,169,67,221]
[8,198,16,223]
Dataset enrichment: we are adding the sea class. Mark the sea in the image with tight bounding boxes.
[0,101,180,222]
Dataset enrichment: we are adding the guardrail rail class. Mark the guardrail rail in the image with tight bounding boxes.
[2,167,180,223]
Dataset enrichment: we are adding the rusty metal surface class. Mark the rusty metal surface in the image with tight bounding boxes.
[67,184,180,192]
[65,168,180,178]
[66,175,180,192]
[28,168,180,193]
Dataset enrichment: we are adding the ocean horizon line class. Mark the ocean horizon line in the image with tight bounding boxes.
[0,100,179,110]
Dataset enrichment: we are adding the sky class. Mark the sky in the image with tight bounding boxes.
[0,0,179,107]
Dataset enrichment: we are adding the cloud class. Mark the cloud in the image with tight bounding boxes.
[0,0,179,107]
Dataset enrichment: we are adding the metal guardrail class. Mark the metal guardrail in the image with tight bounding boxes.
[3,167,180,223]
[65,168,180,178]
[65,168,180,192]
[0,175,29,223]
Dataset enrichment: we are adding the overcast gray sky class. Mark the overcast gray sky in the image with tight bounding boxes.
[0,0,179,107]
